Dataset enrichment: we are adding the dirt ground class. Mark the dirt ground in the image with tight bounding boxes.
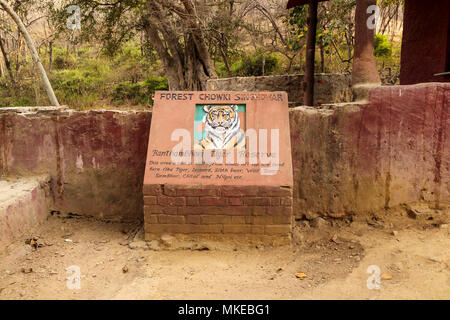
[0,205,448,300]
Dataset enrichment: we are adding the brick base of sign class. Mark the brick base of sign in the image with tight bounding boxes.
[143,185,293,241]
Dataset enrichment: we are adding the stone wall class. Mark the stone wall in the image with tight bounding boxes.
[206,74,352,106]
[0,82,448,222]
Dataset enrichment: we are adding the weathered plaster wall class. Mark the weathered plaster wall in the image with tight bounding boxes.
[0,83,448,221]
[0,108,151,221]
[290,83,449,218]
[206,74,352,107]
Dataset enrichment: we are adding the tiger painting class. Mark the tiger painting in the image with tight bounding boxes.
[195,105,245,151]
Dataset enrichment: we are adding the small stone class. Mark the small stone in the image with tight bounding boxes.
[439,224,448,229]
[391,231,398,236]
[330,233,341,243]
[128,240,148,250]
[191,243,210,251]
[310,217,328,228]
[92,274,97,278]
[21,267,33,274]
[119,240,130,246]
[122,266,129,273]
[64,239,73,243]
[147,240,160,251]
[136,257,146,263]
[160,234,175,247]
[429,257,442,263]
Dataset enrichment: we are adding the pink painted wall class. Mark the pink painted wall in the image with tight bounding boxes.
[0,110,151,221]
[0,83,448,220]
[290,83,449,218]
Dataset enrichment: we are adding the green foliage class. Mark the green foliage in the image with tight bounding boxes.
[374,34,393,58]
[112,77,168,105]
[52,46,76,70]
[231,51,280,77]
[285,6,308,51]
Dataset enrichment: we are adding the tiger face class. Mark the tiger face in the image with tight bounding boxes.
[204,105,238,134]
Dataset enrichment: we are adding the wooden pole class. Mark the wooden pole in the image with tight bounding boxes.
[304,0,318,106]
[0,0,59,106]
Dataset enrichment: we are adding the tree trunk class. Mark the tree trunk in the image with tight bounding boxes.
[144,0,217,91]
[0,0,59,106]
[48,41,53,72]
[304,0,318,106]
[0,35,15,84]
[319,41,325,73]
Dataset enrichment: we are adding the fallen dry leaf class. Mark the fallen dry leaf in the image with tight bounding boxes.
[295,272,307,280]
[381,273,393,280]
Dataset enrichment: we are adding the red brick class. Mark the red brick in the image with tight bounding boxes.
[178,206,226,215]
[270,197,281,206]
[146,214,158,224]
[186,197,199,206]
[158,215,185,224]
[273,215,292,224]
[158,196,186,206]
[144,205,177,215]
[163,185,177,196]
[143,184,162,196]
[224,206,253,216]
[264,225,291,235]
[253,206,267,216]
[255,197,271,206]
[185,215,201,224]
[223,224,252,234]
[190,224,223,234]
[176,186,218,196]
[280,197,293,206]
[243,198,256,206]
[228,197,244,206]
[220,186,259,196]
[251,225,265,234]
[247,216,273,225]
[266,206,292,216]
[143,196,157,205]
[200,215,231,224]
[231,216,246,224]
[258,186,292,197]
[199,197,227,206]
